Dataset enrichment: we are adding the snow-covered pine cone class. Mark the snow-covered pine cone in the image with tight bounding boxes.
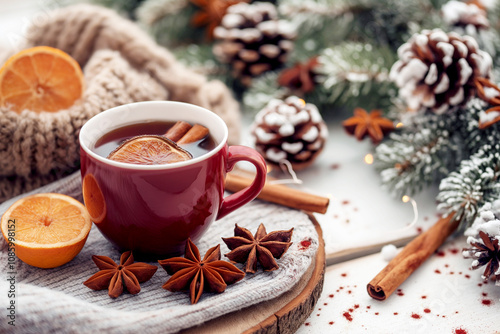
[463,200,500,285]
[213,2,295,86]
[390,29,492,114]
[441,0,489,30]
[251,96,328,171]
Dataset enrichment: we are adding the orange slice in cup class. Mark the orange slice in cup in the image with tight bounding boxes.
[82,174,107,224]
[0,193,92,268]
[0,46,84,113]
[107,135,193,165]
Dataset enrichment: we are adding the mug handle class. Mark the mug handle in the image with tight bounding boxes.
[216,145,267,220]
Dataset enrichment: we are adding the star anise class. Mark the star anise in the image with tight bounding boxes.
[342,108,395,144]
[277,57,320,94]
[190,0,247,39]
[463,231,500,284]
[222,223,294,273]
[159,239,245,304]
[83,251,158,298]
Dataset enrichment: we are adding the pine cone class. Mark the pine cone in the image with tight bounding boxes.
[213,2,295,86]
[463,200,500,284]
[251,96,328,171]
[390,29,492,114]
[441,0,489,30]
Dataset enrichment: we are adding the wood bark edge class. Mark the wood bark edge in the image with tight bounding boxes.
[243,213,326,334]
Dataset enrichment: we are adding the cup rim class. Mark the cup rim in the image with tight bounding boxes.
[79,101,228,170]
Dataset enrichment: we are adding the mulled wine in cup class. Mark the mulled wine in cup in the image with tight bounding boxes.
[79,101,267,258]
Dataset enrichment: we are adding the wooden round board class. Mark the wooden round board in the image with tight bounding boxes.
[181,213,325,334]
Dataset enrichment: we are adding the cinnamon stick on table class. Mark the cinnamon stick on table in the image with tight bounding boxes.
[225,173,330,214]
[367,213,460,300]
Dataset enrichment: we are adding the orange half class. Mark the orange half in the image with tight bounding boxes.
[0,46,84,113]
[1,193,92,268]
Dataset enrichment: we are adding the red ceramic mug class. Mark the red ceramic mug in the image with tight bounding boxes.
[79,101,267,258]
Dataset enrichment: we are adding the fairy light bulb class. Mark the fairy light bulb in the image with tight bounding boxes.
[364,153,374,164]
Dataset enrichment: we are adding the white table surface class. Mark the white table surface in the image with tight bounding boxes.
[1,2,499,333]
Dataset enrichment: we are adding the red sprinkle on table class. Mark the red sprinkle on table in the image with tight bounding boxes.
[354,304,359,309]
[436,250,445,257]
[394,312,398,315]
[424,308,431,313]
[411,313,421,319]
[341,273,347,277]
[416,227,423,234]
[482,299,492,306]
[449,248,459,254]
[329,294,334,298]
[343,312,353,322]
[331,163,340,170]
[482,292,488,297]
[299,239,312,250]
[464,274,470,279]
[435,269,441,274]
[396,289,404,296]
[421,295,427,299]
[329,321,334,325]
[341,200,350,205]
[454,328,468,334]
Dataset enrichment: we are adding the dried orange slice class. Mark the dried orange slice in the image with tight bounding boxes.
[82,174,106,224]
[1,193,92,268]
[0,46,84,113]
[108,135,193,165]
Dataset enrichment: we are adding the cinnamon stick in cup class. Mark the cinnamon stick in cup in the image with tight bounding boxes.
[177,124,209,144]
[164,121,209,144]
[165,121,192,142]
[367,213,460,300]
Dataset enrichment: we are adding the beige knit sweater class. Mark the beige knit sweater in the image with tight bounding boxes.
[0,4,241,202]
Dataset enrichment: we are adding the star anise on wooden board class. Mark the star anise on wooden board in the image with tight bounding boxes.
[83,251,158,298]
[342,108,395,144]
[159,239,245,304]
[463,231,500,284]
[277,57,320,94]
[190,0,247,39]
[222,223,294,273]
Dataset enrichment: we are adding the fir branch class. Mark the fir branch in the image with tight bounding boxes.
[375,113,462,197]
[91,0,145,18]
[437,144,500,228]
[136,0,201,46]
[316,43,396,111]
[242,72,289,113]
[136,0,188,26]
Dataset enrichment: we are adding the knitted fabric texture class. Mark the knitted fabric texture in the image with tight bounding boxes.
[0,172,319,334]
[0,4,241,202]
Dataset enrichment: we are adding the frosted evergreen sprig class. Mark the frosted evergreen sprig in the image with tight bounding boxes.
[136,0,188,26]
[314,43,396,110]
[437,144,500,228]
[136,0,198,46]
[375,122,460,197]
